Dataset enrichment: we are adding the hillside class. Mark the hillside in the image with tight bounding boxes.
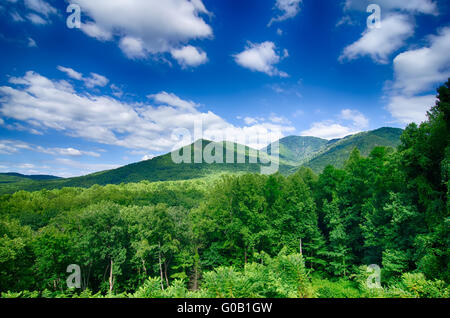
[0,173,60,182]
[303,127,403,173]
[0,128,404,194]
[0,140,294,194]
[263,136,328,166]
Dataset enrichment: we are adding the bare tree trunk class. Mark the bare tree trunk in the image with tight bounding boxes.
[109,259,114,293]
[141,258,147,276]
[193,248,199,290]
[158,242,164,290]
[164,261,169,288]
[299,238,303,255]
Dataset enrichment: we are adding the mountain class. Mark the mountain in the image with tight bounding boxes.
[303,127,403,173]
[263,136,328,166]
[0,140,294,194]
[0,128,404,194]
[0,173,61,182]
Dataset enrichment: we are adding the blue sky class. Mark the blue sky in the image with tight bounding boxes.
[0,0,449,177]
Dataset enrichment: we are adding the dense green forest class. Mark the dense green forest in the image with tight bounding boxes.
[0,81,449,298]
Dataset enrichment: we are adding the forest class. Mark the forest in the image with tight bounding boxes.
[0,81,449,298]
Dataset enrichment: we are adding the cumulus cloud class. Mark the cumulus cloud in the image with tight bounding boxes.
[391,27,450,95]
[171,46,208,68]
[340,109,369,129]
[387,95,437,124]
[268,0,302,26]
[0,70,295,153]
[72,0,213,63]
[340,14,414,64]
[301,109,369,139]
[234,41,288,77]
[385,28,449,124]
[84,73,109,88]
[340,0,438,63]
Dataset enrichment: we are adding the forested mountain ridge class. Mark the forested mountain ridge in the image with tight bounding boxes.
[0,173,61,181]
[0,129,403,194]
[304,127,403,173]
[263,135,329,166]
[0,140,295,194]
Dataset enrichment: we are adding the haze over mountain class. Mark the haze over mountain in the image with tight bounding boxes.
[0,127,403,194]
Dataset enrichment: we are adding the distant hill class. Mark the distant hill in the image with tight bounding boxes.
[0,140,294,194]
[0,128,404,194]
[263,136,328,166]
[0,173,61,182]
[303,127,403,173]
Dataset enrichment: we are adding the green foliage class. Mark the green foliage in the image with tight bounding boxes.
[305,127,403,173]
[0,81,449,298]
[264,136,329,166]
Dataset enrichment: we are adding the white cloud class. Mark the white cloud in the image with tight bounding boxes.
[27,37,37,47]
[301,109,369,139]
[269,0,302,26]
[57,66,83,80]
[148,91,198,111]
[119,36,147,59]
[340,109,369,129]
[57,66,109,88]
[387,95,437,124]
[0,139,100,157]
[54,158,119,175]
[391,27,450,95]
[10,11,25,22]
[0,140,31,154]
[110,84,123,98]
[301,122,360,140]
[244,117,258,125]
[0,70,295,153]
[72,0,212,62]
[24,0,57,17]
[269,113,291,125]
[344,0,438,15]
[141,154,155,161]
[26,13,47,25]
[84,73,109,88]
[36,146,101,157]
[386,28,450,124]
[234,41,288,77]
[80,22,113,41]
[171,45,208,68]
[340,14,414,64]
